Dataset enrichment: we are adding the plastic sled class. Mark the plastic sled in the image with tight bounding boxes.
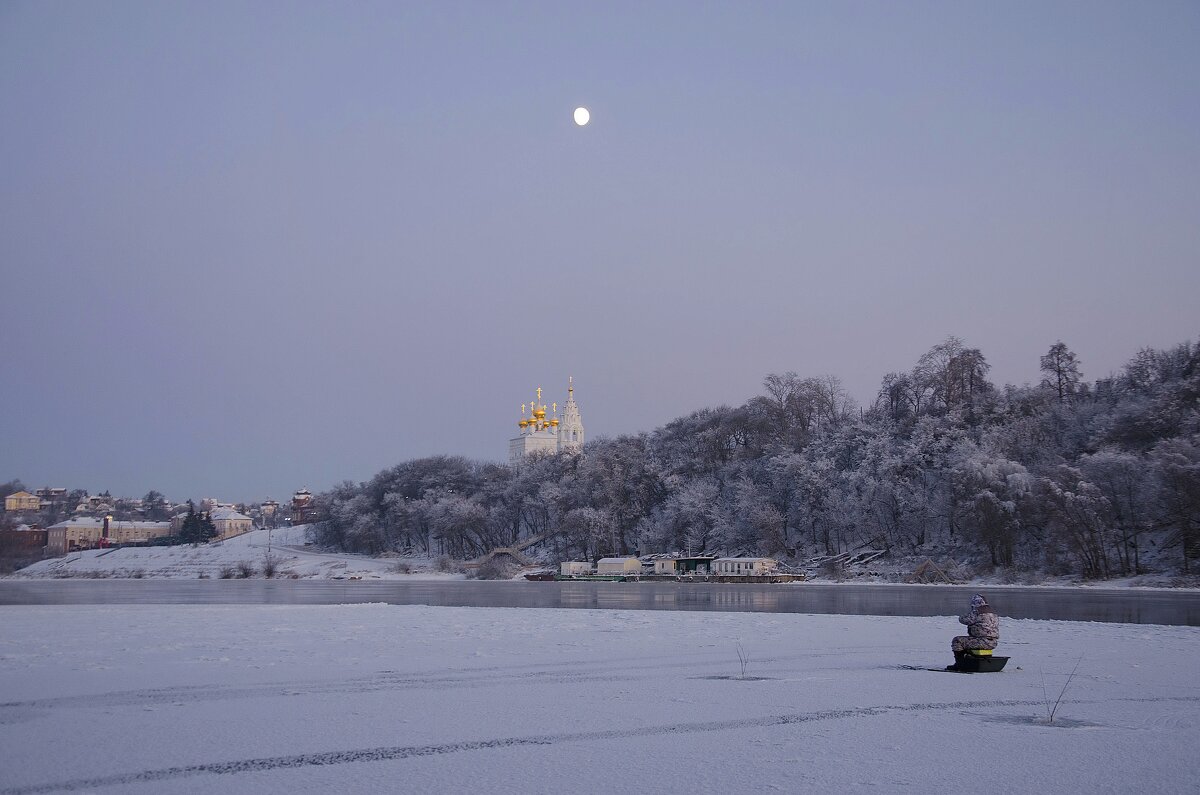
[949,648,1009,673]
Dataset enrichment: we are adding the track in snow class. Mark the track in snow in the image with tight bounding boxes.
[5,695,1199,794]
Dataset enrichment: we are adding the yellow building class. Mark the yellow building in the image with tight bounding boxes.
[596,557,642,575]
[210,508,253,540]
[46,518,172,555]
[4,491,42,513]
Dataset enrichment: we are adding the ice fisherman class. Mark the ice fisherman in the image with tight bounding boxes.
[949,593,999,670]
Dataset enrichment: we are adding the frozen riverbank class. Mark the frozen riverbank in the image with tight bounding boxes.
[10,526,1199,594]
[2,604,1198,793]
[8,525,466,582]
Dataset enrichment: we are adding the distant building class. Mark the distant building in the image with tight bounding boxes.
[249,499,280,529]
[84,495,113,513]
[291,489,320,524]
[652,556,716,575]
[46,518,172,555]
[595,557,641,575]
[210,508,253,540]
[712,557,777,576]
[509,378,585,464]
[0,526,48,557]
[4,491,41,513]
[34,487,67,505]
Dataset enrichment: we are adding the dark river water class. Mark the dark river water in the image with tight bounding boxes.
[2,580,1198,626]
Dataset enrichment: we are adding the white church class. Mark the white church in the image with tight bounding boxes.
[509,378,585,463]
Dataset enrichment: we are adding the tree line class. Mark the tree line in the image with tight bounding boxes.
[314,337,1200,580]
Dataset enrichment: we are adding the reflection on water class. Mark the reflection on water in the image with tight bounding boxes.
[1,580,1198,626]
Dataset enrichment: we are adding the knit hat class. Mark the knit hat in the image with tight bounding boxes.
[971,594,988,608]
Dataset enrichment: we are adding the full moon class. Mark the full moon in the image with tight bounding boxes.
[573,107,590,126]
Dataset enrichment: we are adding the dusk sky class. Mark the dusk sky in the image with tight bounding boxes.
[2,1,1197,503]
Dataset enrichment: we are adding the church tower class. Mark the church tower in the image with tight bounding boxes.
[556,376,585,454]
[508,378,585,463]
[508,385,560,463]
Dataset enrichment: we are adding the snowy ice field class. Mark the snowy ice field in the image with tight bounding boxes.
[2,604,1199,794]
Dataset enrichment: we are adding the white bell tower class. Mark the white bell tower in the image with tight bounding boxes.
[557,377,585,454]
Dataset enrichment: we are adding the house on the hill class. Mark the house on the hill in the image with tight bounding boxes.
[35,487,67,505]
[4,491,41,513]
[210,508,253,540]
[291,490,320,524]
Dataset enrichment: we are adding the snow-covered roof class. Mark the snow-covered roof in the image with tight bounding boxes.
[48,518,101,529]
[209,508,251,521]
[47,518,172,530]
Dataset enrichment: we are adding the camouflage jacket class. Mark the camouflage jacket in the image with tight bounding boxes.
[958,606,999,641]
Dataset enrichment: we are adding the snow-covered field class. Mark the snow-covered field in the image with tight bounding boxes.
[11,525,464,581]
[2,604,1198,794]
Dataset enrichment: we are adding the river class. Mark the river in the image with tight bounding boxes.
[2,580,1198,625]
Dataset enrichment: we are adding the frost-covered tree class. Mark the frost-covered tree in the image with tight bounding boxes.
[1079,450,1153,575]
[912,337,993,417]
[1036,467,1113,579]
[875,372,918,423]
[142,490,169,521]
[1040,341,1082,403]
[178,501,217,545]
[0,480,27,502]
[1150,437,1200,573]
[311,335,1198,580]
[953,451,1032,567]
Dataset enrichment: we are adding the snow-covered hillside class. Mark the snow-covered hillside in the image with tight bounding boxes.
[9,525,464,581]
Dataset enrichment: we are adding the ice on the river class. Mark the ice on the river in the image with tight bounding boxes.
[1,604,1198,793]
